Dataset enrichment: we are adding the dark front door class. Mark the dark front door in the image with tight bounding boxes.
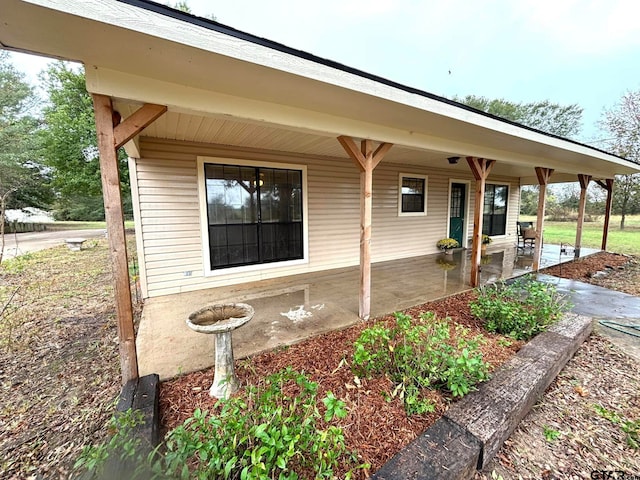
[449,183,466,246]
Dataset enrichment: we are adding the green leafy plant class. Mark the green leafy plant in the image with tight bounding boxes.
[322,391,348,422]
[622,420,640,449]
[593,403,620,423]
[436,238,460,251]
[74,370,364,479]
[542,425,561,442]
[482,234,492,245]
[593,403,639,449]
[470,276,570,340]
[73,408,146,477]
[154,368,363,479]
[353,311,490,414]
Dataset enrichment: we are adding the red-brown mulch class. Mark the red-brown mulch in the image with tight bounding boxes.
[541,252,630,280]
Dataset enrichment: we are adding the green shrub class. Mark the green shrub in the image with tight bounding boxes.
[155,368,361,479]
[353,312,490,414]
[470,277,570,340]
[75,368,364,480]
[73,408,146,477]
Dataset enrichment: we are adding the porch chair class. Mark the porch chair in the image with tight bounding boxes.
[516,221,536,251]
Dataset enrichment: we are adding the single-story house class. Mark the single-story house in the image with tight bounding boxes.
[3,0,639,382]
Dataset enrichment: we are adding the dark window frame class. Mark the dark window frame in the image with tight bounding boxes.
[482,183,509,236]
[203,162,304,270]
[399,173,428,216]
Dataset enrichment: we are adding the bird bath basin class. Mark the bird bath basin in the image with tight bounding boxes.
[186,303,254,398]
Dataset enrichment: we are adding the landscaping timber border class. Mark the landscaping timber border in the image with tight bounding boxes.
[116,373,160,448]
[372,313,593,480]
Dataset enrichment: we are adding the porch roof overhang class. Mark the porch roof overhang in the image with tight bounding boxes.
[2,0,639,183]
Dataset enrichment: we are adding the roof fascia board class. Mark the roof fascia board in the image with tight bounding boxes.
[86,67,638,178]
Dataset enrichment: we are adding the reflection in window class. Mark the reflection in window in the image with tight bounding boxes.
[205,163,303,269]
[483,184,508,236]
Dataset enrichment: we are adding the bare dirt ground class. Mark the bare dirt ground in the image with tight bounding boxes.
[0,238,135,480]
[1,245,638,479]
[477,334,640,479]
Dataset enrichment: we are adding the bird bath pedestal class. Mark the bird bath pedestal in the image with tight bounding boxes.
[186,303,254,399]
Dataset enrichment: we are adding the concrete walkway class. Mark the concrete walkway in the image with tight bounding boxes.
[538,274,640,362]
[1,229,106,260]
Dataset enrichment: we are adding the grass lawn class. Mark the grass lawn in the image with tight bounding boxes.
[520,214,640,255]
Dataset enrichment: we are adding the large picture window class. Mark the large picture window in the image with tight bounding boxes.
[398,173,427,216]
[204,163,303,270]
[483,184,508,236]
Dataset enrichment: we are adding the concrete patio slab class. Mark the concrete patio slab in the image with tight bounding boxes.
[137,244,599,379]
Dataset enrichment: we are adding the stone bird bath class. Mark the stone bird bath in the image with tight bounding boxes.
[186,303,254,399]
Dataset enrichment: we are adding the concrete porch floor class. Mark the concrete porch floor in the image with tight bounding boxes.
[137,243,599,379]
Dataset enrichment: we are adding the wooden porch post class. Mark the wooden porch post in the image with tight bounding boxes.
[338,136,392,320]
[92,94,167,384]
[532,167,553,271]
[575,174,592,258]
[466,157,495,287]
[596,178,615,251]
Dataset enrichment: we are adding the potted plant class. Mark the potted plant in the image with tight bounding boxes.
[481,234,492,254]
[436,238,460,255]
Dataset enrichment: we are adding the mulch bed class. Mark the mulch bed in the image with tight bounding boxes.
[541,252,631,280]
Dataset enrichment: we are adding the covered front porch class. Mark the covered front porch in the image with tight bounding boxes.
[138,243,598,380]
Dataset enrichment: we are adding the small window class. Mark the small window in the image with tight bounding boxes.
[482,184,508,236]
[399,173,427,216]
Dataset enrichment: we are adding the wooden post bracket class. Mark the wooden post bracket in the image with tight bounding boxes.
[532,167,554,271]
[113,103,167,149]
[466,157,495,288]
[337,136,393,320]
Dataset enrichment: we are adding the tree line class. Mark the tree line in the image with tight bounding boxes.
[0,51,130,227]
[455,94,640,229]
[1,52,639,228]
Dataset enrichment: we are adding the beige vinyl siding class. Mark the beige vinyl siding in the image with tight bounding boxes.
[134,138,522,298]
[372,165,448,262]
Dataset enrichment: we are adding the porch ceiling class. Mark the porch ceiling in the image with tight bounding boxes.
[111,102,610,182]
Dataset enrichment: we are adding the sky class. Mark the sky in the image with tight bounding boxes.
[7,0,640,145]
